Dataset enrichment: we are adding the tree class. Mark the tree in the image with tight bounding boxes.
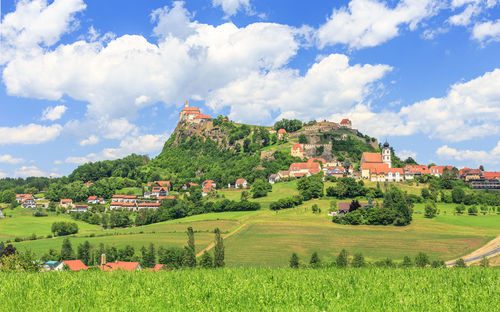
[451,187,465,203]
[467,205,478,215]
[311,204,319,214]
[0,190,15,204]
[383,187,413,226]
[424,201,437,218]
[455,203,466,214]
[309,252,321,268]
[431,260,445,268]
[479,256,489,267]
[51,222,78,236]
[298,134,308,144]
[480,205,489,215]
[454,258,467,268]
[401,256,413,268]
[479,165,484,171]
[199,251,213,268]
[2,244,16,257]
[421,188,430,199]
[60,238,74,260]
[184,227,196,268]
[240,191,251,201]
[213,228,225,268]
[415,252,430,268]
[335,249,348,268]
[251,179,271,198]
[289,253,299,268]
[351,253,365,268]
[0,241,4,257]
[118,245,135,261]
[142,243,156,268]
[77,241,91,265]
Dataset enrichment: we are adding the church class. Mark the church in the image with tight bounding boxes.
[360,142,403,182]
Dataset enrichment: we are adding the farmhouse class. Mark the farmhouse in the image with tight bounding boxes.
[54,260,88,271]
[235,178,248,189]
[324,166,345,178]
[151,187,169,197]
[16,194,33,203]
[59,199,73,208]
[429,166,454,177]
[337,202,369,214]
[100,261,142,271]
[20,197,36,209]
[268,174,280,184]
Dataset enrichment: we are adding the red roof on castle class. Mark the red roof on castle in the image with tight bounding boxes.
[277,129,287,134]
[182,106,200,112]
[195,114,212,119]
[340,118,351,124]
[292,143,303,151]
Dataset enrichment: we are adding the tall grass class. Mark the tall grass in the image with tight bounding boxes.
[0,268,498,311]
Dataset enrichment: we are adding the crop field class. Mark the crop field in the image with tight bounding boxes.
[0,268,498,311]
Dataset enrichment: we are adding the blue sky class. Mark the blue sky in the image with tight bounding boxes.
[1,0,499,178]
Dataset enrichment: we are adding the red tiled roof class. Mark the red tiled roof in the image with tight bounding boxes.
[62,260,88,271]
[340,118,351,125]
[88,196,97,200]
[182,107,201,112]
[294,172,308,177]
[112,195,124,198]
[362,152,383,163]
[429,166,453,174]
[235,178,247,184]
[110,202,136,207]
[483,172,500,180]
[154,181,171,187]
[289,161,321,172]
[278,170,290,175]
[362,163,389,173]
[189,182,198,186]
[150,264,165,271]
[194,114,212,119]
[138,202,161,207]
[21,198,34,204]
[404,165,430,174]
[292,143,303,151]
[60,199,72,203]
[277,129,287,134]
[152,187,169,192]
[100,261,141,271]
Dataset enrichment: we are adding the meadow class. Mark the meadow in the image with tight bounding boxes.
[2,181,499,266]
[0,268,498,311]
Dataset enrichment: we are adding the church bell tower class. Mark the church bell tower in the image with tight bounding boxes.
[382,141,392,168]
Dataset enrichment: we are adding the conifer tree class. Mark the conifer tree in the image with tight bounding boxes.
[60,238,74,260]
[213,228,225,268]
[335,249,348,268]
[401,256,413,267]
[415,252,430,267]
[77,240,91,265]
[289,253,299,268]
[352,253,365,268]
[183,227,196,267]
[309,252,321,268]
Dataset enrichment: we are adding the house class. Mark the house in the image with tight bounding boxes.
[112,195,138,203]
[324,166,345,178]
[68,205,88,213]
[361,162,388,179]
[277,128,287,140]
[268,174,280,184]
[235,178,248,189]
[59,199,73,208]
[16,194,34,203]
[360,142,392,176]
[202,181,216,196]
[337,202,368,214]
[278,170,291,179]
[483,172,500,180]
[54,260,88,271]
[202,180,216,189]
[460,168,482,181]
[429,166,454,177]
[291,143,304,158]
[42,260,59,271]
[182,182,199,190]
[87,196,105,205]
[339,118,352,129]
[289,159,322,177]
[109,202,136,211]
[151,187,169,197]
[137,202,161,209]
[148,264,166,271]
[21,197,36,209]
[100,261,142,271]
[470,174,500,189]
[157,195,176,201]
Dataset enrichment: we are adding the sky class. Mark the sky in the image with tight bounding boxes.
[0,0,499,178]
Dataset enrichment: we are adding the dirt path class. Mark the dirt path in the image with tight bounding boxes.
[446,236,500,266]
[196,223,249,257]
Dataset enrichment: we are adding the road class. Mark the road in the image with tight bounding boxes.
[446,236,500,267]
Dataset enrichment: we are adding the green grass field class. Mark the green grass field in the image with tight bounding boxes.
[3,181,499,266]
[0,268,498,311]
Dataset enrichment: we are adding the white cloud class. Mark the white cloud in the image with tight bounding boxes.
[472,19,500,42]
[212,0,251,16]
[317,0,439,49]
[151,1,196,39]
[49,172,62,178]
[15,165,46,177]
[436,141,500,166]
[397,150,418,161]
[0,0,86,64]
[207,54,392,123]
[79,135,100,146]
[0,154,25,164]
[2,2,303,127]
[331,68,500,141]
[67,132,169,164]
[41,105,67,121]
[54,160,63,165]
[0,123,62,144]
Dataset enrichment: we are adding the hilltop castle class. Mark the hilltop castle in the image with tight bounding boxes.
[179,101,212,123]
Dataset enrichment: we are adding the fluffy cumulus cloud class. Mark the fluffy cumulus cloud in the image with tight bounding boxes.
[0,124,62,144]
[0,0,86,64]
[0,154,25,164]
[207,54,392,123]
[436,140,500,166]
[41,105,67,121]
[317,0,439,49]
[66,132,169,164]
[15,165,46,177]
[332,68,500,141]
[79,135,99,146]
[212,0,251,16]
[472,19,500,42]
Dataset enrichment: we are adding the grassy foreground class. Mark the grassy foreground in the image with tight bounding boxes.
[0,268,498,311]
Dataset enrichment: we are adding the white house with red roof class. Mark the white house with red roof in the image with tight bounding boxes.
[289,159,322,177]
[54,260,88,271]
[277,128,287,140]
[235,178,248,189]
[16,193,34,203]
[21,197,36,209]
[151,187,169,197]
[291,143,304,158]
[429,166,454,177]
[87,196,105,205]
[59,199,73,208]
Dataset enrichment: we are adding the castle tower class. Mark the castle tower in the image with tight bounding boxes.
[382,141,391,168]
[185,100,189,108]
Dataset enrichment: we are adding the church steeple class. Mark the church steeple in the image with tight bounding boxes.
[185,100,189,108]
[382,140,392,168]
